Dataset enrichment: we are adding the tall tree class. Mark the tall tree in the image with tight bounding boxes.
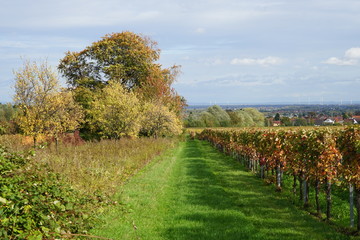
[14,60,83,146]
[88,81,142,139]
[232,110,254,127]
[46,91,84,145]
[14,60,59,146]
[140,102,182,138]
[58,31,185,115]
[243,108,265,127]
[59,32,159,89]
[274,113,281,121]
[207,105,231,127]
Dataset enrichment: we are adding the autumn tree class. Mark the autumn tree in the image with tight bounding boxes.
[58,31,185,115]
[46,91,84,145]
[135,65,186,116]
[14,60,83,146]
[140,102,183,138]
[58,32,185,138]
[88,81,142,139]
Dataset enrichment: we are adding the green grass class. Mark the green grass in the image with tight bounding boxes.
[91,139,351,240]
[279,171,356,230]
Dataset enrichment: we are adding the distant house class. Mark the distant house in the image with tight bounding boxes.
[352,116,360,124]
[344,118,358,125]
[323,118,335,125]
[273,121,281,127]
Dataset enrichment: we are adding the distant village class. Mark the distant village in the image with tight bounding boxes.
[260,104,360,127]
[186,104,360,127]
[267,113,360,127]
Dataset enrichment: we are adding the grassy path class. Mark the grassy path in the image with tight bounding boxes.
[91,139,349,240]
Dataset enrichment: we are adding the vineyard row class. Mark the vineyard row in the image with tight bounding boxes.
[195,126,360,230]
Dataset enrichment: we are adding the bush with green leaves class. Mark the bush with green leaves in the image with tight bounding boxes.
[0,145,100,239]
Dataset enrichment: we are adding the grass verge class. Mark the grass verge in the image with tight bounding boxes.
[35,137,176,196]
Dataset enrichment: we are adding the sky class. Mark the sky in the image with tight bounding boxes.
[1,0,360,104]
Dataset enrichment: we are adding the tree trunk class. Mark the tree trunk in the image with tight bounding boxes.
[350,183,354,228]
[260,165,264,179]
[303,179,309,208]
[326,178,332,220]
[299,174,303,202]
[55,137,59,151]
[33,136,37,148]
[315,179,321,216]
[276,164,281,191]
[293,173,297,201]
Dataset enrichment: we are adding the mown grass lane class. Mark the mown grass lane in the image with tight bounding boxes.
[91,139,349,240]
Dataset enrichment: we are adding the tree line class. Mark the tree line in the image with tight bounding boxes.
[184,105,265,127]
[7,32,185,145]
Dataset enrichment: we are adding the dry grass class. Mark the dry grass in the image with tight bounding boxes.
[0,134,177,196]
[35,138,177,196]
[0,134,38,151]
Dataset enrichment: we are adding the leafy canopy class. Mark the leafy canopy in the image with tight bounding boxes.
[88,81,142,139]
[59,31,160,89]
[13,60,83,145]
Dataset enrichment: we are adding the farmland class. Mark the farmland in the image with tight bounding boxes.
[0,29,359,239]
[91,137,355,239]
[196,126,360,232]
[1,126,360,239]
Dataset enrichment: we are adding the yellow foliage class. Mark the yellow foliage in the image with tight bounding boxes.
[13,59,83,145]
[89,81,142,139]
[140,102,183,137]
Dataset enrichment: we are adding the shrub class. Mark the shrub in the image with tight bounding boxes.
[0,145,99,239]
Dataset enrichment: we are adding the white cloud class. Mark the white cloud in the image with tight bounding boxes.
[324,47,360,66]
[345,47,360,59]
[231,56,283,66]
[323,57,357,66]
